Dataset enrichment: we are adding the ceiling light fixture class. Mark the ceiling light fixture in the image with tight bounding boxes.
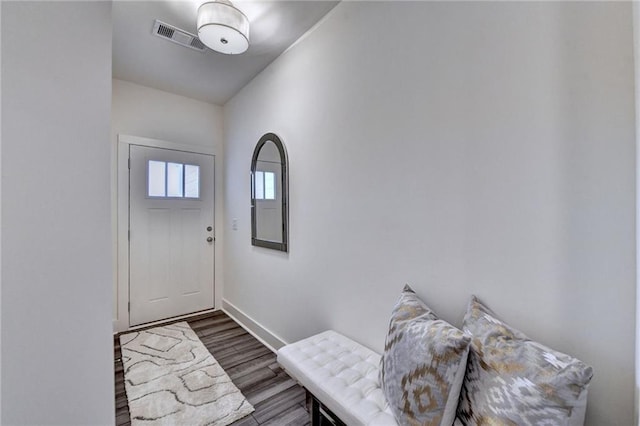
[197,0,250,55]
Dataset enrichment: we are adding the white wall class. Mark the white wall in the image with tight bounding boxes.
[224,2,635,425]
[111,79,224,332]
[635,3,640,423]
[1,2,114,424]
[1,1,4,420]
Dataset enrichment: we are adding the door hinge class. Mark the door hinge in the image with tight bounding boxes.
[128,230,130,241]
[128,301,130,312]
[128,158,131,169]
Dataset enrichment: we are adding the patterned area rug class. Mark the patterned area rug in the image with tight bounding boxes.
[120,322,254,426]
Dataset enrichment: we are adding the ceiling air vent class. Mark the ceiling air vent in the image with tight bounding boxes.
[152,20,207,52]
[190,37,206,51]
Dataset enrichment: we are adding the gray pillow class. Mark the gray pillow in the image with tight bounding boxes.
[380,285,471,426]
[456,296,593,425]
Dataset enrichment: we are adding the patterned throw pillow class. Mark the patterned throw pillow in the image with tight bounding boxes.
[380,285,471,426]
[456,296,594,425]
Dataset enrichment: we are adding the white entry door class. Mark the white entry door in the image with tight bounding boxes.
[129,145,215,326]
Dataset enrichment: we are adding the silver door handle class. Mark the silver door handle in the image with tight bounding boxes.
[207,237,213,243]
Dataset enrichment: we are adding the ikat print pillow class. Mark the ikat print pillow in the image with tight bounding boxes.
[456,296,594,426]
[380,285,471,426]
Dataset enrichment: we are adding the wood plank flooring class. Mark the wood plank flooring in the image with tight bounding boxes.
[114,311,310,426]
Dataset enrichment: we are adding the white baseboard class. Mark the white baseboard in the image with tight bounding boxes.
[222,299,287,353]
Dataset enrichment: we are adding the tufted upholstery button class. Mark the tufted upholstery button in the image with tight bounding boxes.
[277,330,397,426]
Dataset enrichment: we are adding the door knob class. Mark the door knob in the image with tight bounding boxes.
[207,237,213,243]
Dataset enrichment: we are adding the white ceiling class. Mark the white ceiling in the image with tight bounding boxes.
[113,1,339,105]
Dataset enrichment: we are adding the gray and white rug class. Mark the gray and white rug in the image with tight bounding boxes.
[120,321,254,426]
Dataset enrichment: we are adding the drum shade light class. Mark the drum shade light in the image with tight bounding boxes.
[197,0,249,55]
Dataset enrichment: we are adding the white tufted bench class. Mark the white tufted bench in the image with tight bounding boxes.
[277,330,397,426]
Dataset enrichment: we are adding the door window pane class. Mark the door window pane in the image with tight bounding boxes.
[147,160,201,199]
[167,162,184,197]
[148,160,166,197]
[185,165,200,198]
[264,172,276,200]
[255,171,264,200]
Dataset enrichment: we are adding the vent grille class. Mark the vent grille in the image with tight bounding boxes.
[157,23,175,39]
[152,20,206,52]
[190,38,206,50]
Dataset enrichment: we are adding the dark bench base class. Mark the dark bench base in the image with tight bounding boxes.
[308,391,347,426]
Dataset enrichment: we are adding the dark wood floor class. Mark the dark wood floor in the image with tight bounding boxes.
[114,311,310,426]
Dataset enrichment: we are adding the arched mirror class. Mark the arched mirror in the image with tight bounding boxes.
[251,133,288,252]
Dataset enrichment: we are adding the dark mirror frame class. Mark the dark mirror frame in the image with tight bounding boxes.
[251,133,288,252]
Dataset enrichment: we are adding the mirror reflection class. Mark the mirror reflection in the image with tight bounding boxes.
[251,133,288,251]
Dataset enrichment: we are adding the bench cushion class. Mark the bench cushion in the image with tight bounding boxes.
[277,330,397,426]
